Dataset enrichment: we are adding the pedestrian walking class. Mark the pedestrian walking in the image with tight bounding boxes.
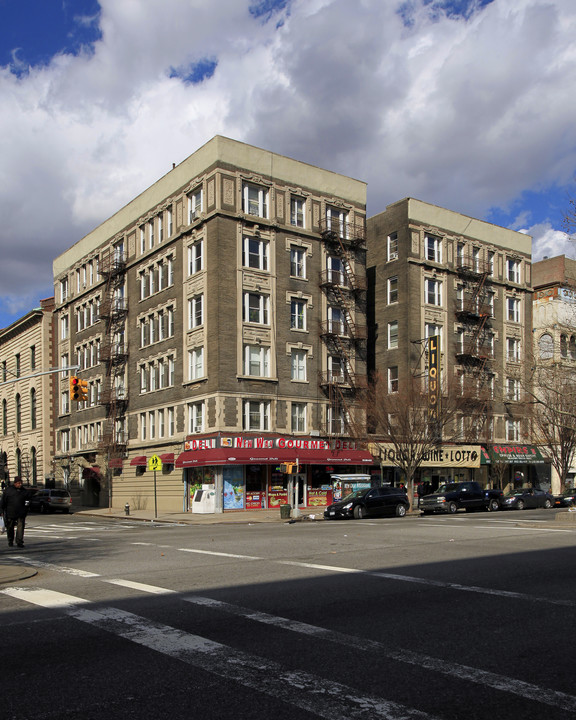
[1,477,37,548]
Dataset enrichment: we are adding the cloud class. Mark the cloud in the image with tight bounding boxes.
[523,222,575,263]
[2,0,576,323]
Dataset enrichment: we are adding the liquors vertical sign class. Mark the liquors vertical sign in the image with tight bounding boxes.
[428,335,441,425]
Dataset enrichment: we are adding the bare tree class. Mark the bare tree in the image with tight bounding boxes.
[367,372,467,511]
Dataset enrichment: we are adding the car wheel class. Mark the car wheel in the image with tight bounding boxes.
[517,499,525,510]
[395,503,407,517]
[448,501,458,514]
[39,503,47,514]
[353,505,366,520]
[487,499,500,512]
[544,499,552,509]
[421,510,432,515]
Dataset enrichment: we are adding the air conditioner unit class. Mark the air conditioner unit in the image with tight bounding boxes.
[194,425,202,433]
[389,252,398,261]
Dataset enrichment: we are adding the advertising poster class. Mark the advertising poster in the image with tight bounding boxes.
[223,466,244,509]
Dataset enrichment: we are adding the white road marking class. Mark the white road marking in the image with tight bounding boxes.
[104,579,176,595]
[179,548,262,560]
[473,526,572,533]
[7,556,100,578]
[0,587,440,720]
[184,595,576,714]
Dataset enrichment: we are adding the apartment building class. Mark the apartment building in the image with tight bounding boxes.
[0,298,56,486]
[53,136,374,513]
[367,198,544,490]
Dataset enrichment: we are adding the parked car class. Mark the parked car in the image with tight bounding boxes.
[502,487,554,510]
[29,489,72,514]
[420,481,503,515]
[554,489,576,507]
[324,486,409,520]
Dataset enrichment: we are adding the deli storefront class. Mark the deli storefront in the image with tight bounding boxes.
[175,433,376,512]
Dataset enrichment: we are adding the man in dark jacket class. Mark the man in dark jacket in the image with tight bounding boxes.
[1,477,37,548]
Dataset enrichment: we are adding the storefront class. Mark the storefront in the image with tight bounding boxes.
[175,433,376,513]
[480,444,551,492]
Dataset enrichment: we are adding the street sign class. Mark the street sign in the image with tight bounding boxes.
[148,454,163,472]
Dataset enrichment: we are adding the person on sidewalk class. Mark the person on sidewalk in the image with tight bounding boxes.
[1,477,37,548]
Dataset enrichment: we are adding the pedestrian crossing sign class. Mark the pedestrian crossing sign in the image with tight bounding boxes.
[148,455,163,472]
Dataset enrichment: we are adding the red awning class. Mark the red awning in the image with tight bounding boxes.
[160,453,175,464]
[130,456,147,467]
[175,446,374,469]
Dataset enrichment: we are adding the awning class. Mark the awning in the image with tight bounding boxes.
[481,445,547,464]
[130,456,147,467]
[175,446,374,469]
[160,453,175,465]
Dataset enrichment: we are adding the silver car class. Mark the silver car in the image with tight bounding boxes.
[29,489,72,514]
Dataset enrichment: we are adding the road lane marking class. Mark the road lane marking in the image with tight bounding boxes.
[6,556,100,578]
[105,579,176,595]
[473,526,572,533]
[179,548,262,560]
[0,587,440,720]
[183,595,576,714]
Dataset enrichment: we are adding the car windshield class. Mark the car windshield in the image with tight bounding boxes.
[436,484,459,493]
[340,490,369,502]
[51,490,70,497]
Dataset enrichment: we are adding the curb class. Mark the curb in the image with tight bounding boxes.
[0,563,38,584]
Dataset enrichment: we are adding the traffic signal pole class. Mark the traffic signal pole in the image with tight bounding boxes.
[0,365,80,387]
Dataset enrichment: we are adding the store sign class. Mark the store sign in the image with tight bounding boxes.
[428,335,441,422]
[378,444,481,468]
[184,434,361,452]
[482,445,546,464]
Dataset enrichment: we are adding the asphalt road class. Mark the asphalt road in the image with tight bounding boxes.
[1,509,576,720]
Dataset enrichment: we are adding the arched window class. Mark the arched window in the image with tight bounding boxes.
[561,334,568,358]
[538,333,554,360]
[16,448,21,478]
[2,399,6,435]
[31,447,37,485]
[15,394,21,432]
[30,388,37,430]
[570,336,576,361]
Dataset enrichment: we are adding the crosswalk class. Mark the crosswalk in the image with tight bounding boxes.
[23,520,139,540]
[2,551,576,719]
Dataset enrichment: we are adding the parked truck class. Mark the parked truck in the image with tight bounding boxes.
[420,481,503,514]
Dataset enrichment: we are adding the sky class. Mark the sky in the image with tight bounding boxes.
[1,0,576,329]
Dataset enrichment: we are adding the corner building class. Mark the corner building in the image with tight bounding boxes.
[368,198,540,491]
[53,136,373,513]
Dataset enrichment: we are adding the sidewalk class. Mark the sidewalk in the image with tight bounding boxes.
[76,506,326,525]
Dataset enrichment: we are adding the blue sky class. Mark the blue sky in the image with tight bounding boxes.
[1,0,575,329]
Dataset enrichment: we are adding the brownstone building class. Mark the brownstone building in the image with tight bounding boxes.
[53,136,373,513]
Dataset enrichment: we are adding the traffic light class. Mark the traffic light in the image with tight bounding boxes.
[70,376,89,402]
[280,463,296,474]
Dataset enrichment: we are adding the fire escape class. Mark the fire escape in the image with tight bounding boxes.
[98,249,128,466]
[454,253,494,438]
[319,218,367,438]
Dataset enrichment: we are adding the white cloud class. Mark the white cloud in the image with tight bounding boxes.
[2,0,576,319]
[523,222,575,262]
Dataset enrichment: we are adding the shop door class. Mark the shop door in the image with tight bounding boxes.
[295,474,307,507]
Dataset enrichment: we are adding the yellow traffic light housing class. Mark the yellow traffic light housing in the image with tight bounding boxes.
[70,376,89,402]
[280,463,296,474]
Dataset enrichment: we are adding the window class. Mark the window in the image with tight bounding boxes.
[326,206,348,238]
[388,321,398,349]
[456,243,465,266]
[15,354,20,378]
[472,247,481,272]
[188,295,204,329]
[488,251,495,276]
[328,306,345,336]
[140,412,147,441]
[570,336,576,361]
[15,394,21,432]
[290,246,306,278]
[244,292,269,325]
[243,183,268,218]
[244,345,270,377]
[291,349,307,381]
[140,226,146,254]
[538,333,554,360]
[243,236,269,271]
[327,255,346,286]
[425,234,442,263]
[506,419,520,442]
[188,347,205,381]
[188,188,203,222]
[507,297,520,323]
[158,213,164,243]
[425,278,442,306]
[61,315,69,340]
[507,378,521,401]
[507,258,520,283]
[290,298,307,331]
[425,323,442,350]
[328,355,344,382]
[507,337,521,362]
[291,403,306,433]
[388,367,399,393]
[148,219,154,249]
[560,333,569,358]
[188,402,205,434]
[167,207,173,238]
[60,278,68,303]
[387,232,398,261]
[290,196,305,227]
[188,240,203,275]
[2,399,7,435]
[243,400,270,431]
[61,430,70,453]
[388,276,398,304]
[30,388,37,429]
[168,407,175,435]
[149,411,155,439]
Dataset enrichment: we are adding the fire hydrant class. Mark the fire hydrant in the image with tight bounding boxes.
[124,503,130,516]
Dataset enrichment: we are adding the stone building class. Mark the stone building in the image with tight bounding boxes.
[52,136,374,513]
[367,198,541,490]
[0,298,56,486]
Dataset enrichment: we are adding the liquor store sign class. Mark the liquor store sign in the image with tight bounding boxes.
[378,444,481,468]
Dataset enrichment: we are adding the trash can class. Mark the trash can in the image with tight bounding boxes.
[280,504,292,519]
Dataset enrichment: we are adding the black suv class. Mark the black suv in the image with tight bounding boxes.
[324,486,409,520]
